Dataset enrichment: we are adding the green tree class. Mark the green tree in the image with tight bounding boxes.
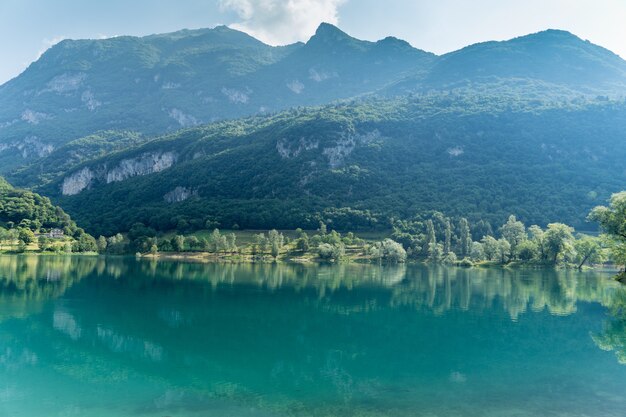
[268,229,284,258]
[97,236,108,253]
[296,232,310,252]
[481,236,499,261]
[545,223,575,264]
[529,225,548,261]
[458,218,472,258]
[574,235,606,269]
[172,235,185,252]
[443,219,452,254]
[18,228,35,244]
[589,192,626,270]
[497,238,511,264]
[500,215,526,259]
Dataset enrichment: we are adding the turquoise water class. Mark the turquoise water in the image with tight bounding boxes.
[1,255,626,416]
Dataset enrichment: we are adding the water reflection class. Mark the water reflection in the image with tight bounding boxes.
[1,256,625,417]
[594,288,626,364]
[0,256,620,320]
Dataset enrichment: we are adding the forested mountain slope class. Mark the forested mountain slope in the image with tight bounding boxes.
[39,95,626,236]
[2,24,626,176]
[0,24,433,172]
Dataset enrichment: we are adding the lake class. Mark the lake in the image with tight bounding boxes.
[1,255,625,416]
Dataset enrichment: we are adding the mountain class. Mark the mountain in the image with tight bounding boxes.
[3,24,626,236]
[386,29,626,95]
[0,24,433,172]
[34,94,626,236]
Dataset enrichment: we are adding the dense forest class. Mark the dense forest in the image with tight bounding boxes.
[0,177,96,252]
[29,94,626,237]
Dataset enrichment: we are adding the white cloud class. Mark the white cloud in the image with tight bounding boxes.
[220,0,346,45]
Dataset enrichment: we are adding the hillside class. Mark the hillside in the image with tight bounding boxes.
[2,24,626,236]
[3,25,626,176]
[0,176,82,235]
[37,95,626,236]
[0,24,433,172]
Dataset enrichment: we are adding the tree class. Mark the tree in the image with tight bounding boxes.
[318,243,344,261]
[574,235,606,269]
[226,233,237,253]
[172,235,185,252]
[185,236,201,251]
[425,219,436,256]
[589,192,626,270]
[97,236,108,253]
[458,218,472,258]
[370,239,407,263]
[529,225,548,261]
[544,223,575,264]
[38,236,51,252]
[18,228,35,244]
[443,220,452,254]
[16,239,27,253]
[517,240,538,261]
[268,229,284,258]
[73,234,98,252]
[470,241,484,261]
[427,242,444,263]
[481,236,499,261]
[496,238,511,264]
[296,233,310,252]
[500,215,526,258]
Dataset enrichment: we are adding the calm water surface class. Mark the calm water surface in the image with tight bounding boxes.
[1,255,626,416]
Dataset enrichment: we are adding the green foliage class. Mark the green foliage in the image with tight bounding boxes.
[39,94,626,238]
[589,192,626,269]
[369,239,407,263]
[318,243,345,262]
[0,176,79,234]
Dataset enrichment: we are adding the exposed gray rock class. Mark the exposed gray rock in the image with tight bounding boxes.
[322,130,381,168]
[277,137,319,159]
[21,109,51,125]
[106,152,177,183]
[62,167,94,196]
[164,186,197,203]
[42,73,86,94]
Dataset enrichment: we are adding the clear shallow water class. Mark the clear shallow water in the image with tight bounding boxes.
[1,256,626,417]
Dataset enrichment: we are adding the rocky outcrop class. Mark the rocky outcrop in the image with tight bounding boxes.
[61,151,178,195]
[164,186,197,203]
[106,152,177,183]
[277,137,319,159]
[62,167,94,196]
[323,130,381,168]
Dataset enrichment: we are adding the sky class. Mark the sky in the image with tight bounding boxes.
[1,0,626,84]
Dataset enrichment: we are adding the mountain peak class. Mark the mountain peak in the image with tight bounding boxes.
[309,22,355,44]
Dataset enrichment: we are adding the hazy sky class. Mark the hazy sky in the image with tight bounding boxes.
[1,0,625,84]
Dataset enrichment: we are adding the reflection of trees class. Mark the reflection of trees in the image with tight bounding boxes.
[0,255,98,321]
[2,257,625,415]
[593,288,626,364]
[389,267,618,320]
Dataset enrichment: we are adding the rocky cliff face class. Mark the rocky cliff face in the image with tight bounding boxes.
[61,151,178,196]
